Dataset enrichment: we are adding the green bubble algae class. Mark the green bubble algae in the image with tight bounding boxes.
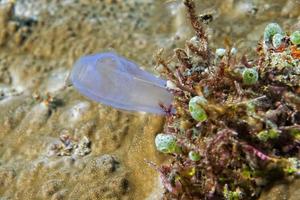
[150,1,300,199]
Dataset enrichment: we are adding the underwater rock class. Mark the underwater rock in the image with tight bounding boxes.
[58,101,92,128]
[107,177,129,195]
[41,179,64,198]
[82,154,119,177]
[50,189,67,200]
[0,167,16,187]
[0,2,35,47]
[48,134,91,157]
[16,103,51,134]
[71,52,173,114]
[69,153,130,199]
[66,101,91,123]
[259,179,300,200]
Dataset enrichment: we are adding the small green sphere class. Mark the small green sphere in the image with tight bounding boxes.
[155,134,179,154]
[257,130,269,142]
[215,48,226,57]
[189,96,208,122]
[257,129,279,142]
[272,33,284,49]
[263,23,283,42]
[230,47,237,56]
[189,96,208,106]
[189,151,200,161]
[242,68,258,85]
[290,30,300,45]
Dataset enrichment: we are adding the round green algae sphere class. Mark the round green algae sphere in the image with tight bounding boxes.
[189,96,208,122]
[215,48,226,57]
[155,133,178,154]
[242,68,258,85]
[257,129,279,142]
[189,151,200,161]
[263,23,283,42]
[290,30,300,45]
[272,33,284,49]
[230,47,237,56]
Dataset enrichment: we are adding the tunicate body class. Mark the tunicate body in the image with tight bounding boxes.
[71,52,173,114]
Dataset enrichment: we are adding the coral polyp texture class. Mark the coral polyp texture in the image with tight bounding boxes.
[152,0,300,199]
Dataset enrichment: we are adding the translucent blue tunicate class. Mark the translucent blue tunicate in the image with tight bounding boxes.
[71,52,173,114]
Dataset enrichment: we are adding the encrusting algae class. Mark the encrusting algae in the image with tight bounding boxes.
[151,0,300,199]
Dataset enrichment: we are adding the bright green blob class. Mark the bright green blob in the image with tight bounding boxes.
[188,151,200,161]
[290,30,300,45]
[189,96,208,122]
[155,134,180,154]
[257,129,279,142]
[242,68,258,85]
[284,158,300,174]
[223,184,242,200]
[263,23,283,42]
